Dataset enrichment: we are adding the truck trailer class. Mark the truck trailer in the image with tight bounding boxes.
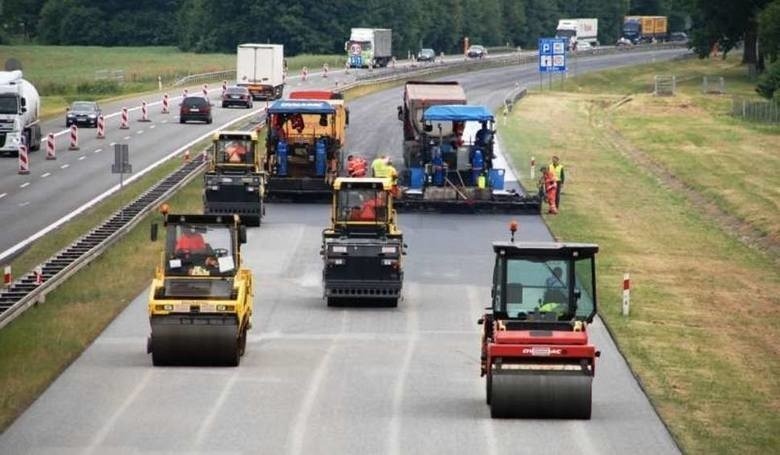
[236,43,285,100]
[0,70,41,156]
[555,18,599,49]
[345,28,392,68]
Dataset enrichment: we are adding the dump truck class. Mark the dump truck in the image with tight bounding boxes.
[203,131,265,227]
[147,212,253,366]
[0,70,41,156]
[321,177,405,307]
[479,224,600,418]
[622,16,668,44]
[345,28,392,68]
[236,43,285,100]
[263,99,343,198]
[395,103,540,213]
[398,81,467,169]
[555,18,599,49]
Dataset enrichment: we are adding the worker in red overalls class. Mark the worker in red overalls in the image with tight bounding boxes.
[540,167,558,215]
[347,154,368,177]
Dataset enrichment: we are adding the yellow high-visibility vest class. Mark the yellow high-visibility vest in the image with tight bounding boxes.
[548,163,564,182]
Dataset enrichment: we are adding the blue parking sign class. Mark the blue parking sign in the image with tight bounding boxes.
[538,38,567,73]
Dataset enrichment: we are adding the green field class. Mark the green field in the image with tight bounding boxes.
[502,55,779,454]
[0,45,345,117]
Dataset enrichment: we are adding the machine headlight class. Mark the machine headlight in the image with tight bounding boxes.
[328,258,346,265]
[246,187,255,192]
[221,177,233,183]
[382,259,395,266]
[67,113,75,118]
[331,245,347,253]
[88,114,97,118]
[381,246,397,254]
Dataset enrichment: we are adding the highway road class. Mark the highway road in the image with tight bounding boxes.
[0,48,687,454]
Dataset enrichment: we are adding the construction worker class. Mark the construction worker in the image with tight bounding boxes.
[225,141,247,164]
[385,158,399,197]
[175,227,207,254]
[347,155,367,177]
[548,155,565,208]
[540,167,558,215]
[371,154,388,178]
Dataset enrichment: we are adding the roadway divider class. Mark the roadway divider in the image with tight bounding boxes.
[139,101,151,122]
[97,115,106,138]
[46,133,56,160]
[17,143,29,175]
[120,108,130,129]
[162,93,170,114]
[68,125,79,150]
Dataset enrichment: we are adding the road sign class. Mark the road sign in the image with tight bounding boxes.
[111,144,132,174]
[538,38,567,73]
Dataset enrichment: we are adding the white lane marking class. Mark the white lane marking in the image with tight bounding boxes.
[41,172,51,178]
[61,164,70,169]
[468,286,498,455]
[387,283,420,455]
[136,130,143,135]
[149,124,156,129]
[192,369,240,449]
[109,142,116,147]
[20,182,30,188]
[0,193,7,200]
[18,201,30,207]
[123,136,131,140]
[287,311,348,455]
[79,156,86,160]
[161,120,168,124]
[94,148,103,154]
[0,106,265,263]
[86,370,154,454]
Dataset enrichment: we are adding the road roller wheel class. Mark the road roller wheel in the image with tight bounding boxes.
[490,371,593,419]
[238,325,247,357]
[327,297,344,307]
[486,370,492,405]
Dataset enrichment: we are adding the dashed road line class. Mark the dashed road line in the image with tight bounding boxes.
[61,164,70,169]
[109,142,116,147]
[94,148,103,154]
[123,136,131,140]
[136,130,143,135]
[0,193,7,200]
[18,201,30,207]
[20,182,30,188]
[149,125,156,129]
[161,120,168,124]
[41,172,51,178]
[79,156,86,160]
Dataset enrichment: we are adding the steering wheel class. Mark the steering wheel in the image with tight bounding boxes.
[212,248,229,257]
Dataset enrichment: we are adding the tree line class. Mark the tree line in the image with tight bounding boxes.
[1,0,778,98]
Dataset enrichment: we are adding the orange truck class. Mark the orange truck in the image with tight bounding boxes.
[622,16,668,44]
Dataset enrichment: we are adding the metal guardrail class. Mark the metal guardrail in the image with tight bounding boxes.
[173,70,236,87]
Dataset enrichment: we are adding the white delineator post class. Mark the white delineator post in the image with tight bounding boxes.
[161,93,170,114]
[622,273,631,316]
[301,66,308,81]
[96,115,106,138]
[322,63,329,78]
[34,266,43,285]
[222,80,227,96]
[46,132,56,160]
[530,156,536,179]
[120,107,130,129]
[182,88,189,99]
[68,125,79,150]
[202,84,208,98]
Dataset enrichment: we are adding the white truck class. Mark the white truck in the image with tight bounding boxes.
[345,28,392,68]
[236,44,285,100]
[0,70,41,156]
[555,18,599,50]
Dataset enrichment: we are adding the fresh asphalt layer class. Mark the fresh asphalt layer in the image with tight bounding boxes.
[0,48,687,454]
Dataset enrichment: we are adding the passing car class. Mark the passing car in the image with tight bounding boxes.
[417,48,436,62]
[669,32,688,43]
[616,37,633,47]
[65,101,101,128]
[180,96,213,124]
[222,86,253,109]
[466,45,487,59]
[574,41,593,52]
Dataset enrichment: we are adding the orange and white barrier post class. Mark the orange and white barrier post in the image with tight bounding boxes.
[18,141,30,175]
[3,265,11,287]
[622,273,631,316]
[161,93,170,114]
[139,101,151,122]
[34,266,43,285]
[96,115,106,138]
[202,84,208,98]
[120,107,130,129]
[530,156,536,179]
[46,132,56,160]
[68,125,79,150]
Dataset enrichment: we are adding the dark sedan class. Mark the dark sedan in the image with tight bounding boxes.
[66,101,101,127]
[466,45,487,59]
[222,86,254,109]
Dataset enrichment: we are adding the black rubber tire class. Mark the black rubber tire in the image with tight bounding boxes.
[486,370,492,405]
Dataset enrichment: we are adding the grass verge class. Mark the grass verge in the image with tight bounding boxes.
[0,45,344,118]
[501,56,779,454]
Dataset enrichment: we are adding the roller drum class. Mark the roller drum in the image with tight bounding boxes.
[489,371,592,419]
[150,315,241,367]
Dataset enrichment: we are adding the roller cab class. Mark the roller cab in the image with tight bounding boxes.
[321,178,405,307]
[479,238,600,418]
[203,131,265,227]
[147,213,253,366]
